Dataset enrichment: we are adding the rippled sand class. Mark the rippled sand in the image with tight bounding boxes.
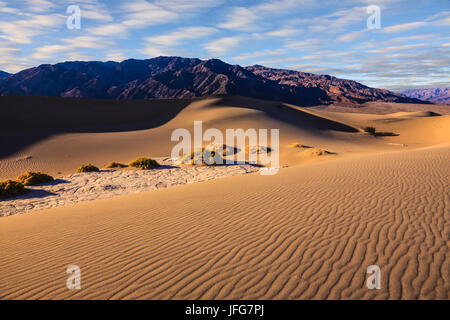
[0,145,448,299]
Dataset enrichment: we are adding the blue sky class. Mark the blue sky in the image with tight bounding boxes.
[0,0,448,90]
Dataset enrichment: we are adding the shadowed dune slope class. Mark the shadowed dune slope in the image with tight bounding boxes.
[0,145,448,299]
[0,95,191,157]
[0,95,368,179]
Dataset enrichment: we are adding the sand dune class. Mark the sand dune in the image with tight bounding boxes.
[1,95,361,179]
[311,101,450,115]
[2,95,447,180]
[0,95,449,300]
[0,145,448,299]
[0,160,259,217]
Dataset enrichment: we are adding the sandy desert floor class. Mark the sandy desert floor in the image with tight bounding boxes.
[0,160,259,217]
[0,95,449,299]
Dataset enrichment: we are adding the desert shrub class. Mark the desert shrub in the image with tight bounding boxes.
[129,157,160,170]
[16,171,54,186]
[105,162,128,169]
[290,142,305,148]
[179,148,223,166]
[245,145,272,154]
[76,164,99,173]
[210,144,239,156]
[363,126,376,135]
[0,180,28,198]
[302,148,331,157]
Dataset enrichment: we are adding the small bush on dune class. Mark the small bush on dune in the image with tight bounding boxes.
[0,180,28,198]
[16,171,54,186]
[245,145,272,154]
[302,148,331,157]
[290,142,306,148]
[76,164,99,173]
[105,162,128,169]
[209,144,239,156]
[129,157,160,170]
[179,148,223,166]
[363,126,376,135]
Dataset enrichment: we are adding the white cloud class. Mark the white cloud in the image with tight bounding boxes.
[255,27,304,38]
[103,50,129,62]
[80,3,114,22]
[285,38,322,50]
[218,7,260,31]
[120,0,178,28]
[86,0,179,37]
[218,0,313,31]
[25,0,56,13]
[371,43,428,53]
[381,22,427,34]
[336,29,367,42]
[146,27,218,46]
[0,1,21,14]
[0,13,63,44]
[154,0,224,11]
[140,46,170,57]
[31,36,114,60]
[89,24,128,36]
[233,49,286,61]
[205,36,243,56]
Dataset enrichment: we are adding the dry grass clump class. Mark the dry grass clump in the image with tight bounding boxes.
[105,162,128,169]
[76,164,100,173]
[302,148,331,157]
[180,148,223,166]
[363,126,376,135]
[245,145,272,154]
[290,142,306,148]
[129,157,160,170]
[209,144,239,156]
[0,180,28,198]
[16,171,54,186]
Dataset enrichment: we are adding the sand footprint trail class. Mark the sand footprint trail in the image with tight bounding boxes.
[0,145,448,299]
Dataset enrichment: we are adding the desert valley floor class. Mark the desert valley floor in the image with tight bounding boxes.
[0,95,449,299]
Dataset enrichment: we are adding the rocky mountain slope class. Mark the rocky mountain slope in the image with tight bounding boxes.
[0,70,10,79]
[0,57,423,106]
[401,88,449,104]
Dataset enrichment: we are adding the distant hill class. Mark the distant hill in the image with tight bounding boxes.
[0,56,424,106]
[0,70,10,79]
[401,88,449,104]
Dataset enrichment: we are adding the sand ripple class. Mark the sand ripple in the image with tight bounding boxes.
[0,146,448,299]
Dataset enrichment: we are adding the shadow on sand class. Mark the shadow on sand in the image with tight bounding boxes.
[0,95,192,158]
[375,132,399,137]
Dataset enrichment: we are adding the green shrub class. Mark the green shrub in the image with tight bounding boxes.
[16,171,54,186]
[0,180,28,198]
[76,164,99,173]
[128,157,160,170]
[363,126,376,135]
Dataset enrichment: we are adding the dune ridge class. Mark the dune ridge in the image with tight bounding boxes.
[2,95,447,180]
[0,144,448,299]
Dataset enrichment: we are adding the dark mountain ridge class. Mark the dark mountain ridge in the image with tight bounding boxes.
[0,56,424,106]
[0,70,10,79]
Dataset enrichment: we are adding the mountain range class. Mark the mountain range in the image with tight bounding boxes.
[0,56,424,106]
[0,70,10,79]
[401,88,449,104]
